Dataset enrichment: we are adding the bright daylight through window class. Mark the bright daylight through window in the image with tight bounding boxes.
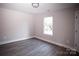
[43,17,53,35]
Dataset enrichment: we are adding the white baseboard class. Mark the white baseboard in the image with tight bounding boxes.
[0,36,33,45]
[34,36,77,51]
[0,35,77,52]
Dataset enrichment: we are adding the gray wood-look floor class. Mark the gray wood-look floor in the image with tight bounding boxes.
[0,38,78,56]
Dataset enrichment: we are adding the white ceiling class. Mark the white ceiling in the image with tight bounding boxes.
[0,3,77,14]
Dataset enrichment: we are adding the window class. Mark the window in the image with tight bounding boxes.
[43,17,53,35]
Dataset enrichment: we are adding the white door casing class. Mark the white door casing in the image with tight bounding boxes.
[75,11,79,52]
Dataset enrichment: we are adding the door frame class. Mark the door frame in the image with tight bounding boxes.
[74,10,79,52]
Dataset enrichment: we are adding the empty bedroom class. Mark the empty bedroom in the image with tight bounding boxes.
[0,3,79,56]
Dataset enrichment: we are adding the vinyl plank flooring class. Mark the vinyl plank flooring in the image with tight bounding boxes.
[0,37,78,56]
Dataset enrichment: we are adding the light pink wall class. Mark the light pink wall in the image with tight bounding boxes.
[34,7,75,49]
[0,4,75,50]
[0,8,34,45]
